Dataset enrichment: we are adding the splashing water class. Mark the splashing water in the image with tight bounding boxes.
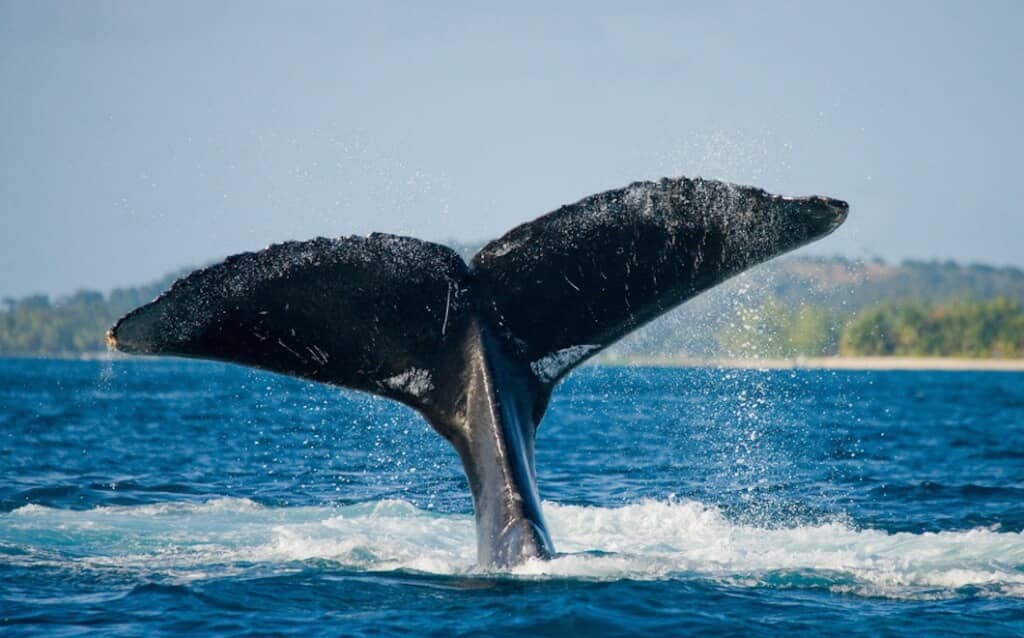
[3,359,1024,634]
[4,497,1022,601]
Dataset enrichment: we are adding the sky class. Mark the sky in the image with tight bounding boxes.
[1,1,1022,299]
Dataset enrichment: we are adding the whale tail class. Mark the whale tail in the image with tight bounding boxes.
[108,176,848,567]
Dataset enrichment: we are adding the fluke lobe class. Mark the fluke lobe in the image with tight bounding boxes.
[107,176,848,567]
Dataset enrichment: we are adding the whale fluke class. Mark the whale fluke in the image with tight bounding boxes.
[108,234,472,412]
[108,176,848,567]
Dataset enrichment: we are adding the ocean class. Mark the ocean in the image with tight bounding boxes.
[2,358,1022,636]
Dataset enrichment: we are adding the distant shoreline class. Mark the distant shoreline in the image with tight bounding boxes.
[600,355,1024,371]
[3,352,1024,372]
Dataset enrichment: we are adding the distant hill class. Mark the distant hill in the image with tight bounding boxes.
[761,258,1024,310]
[1,255,1023,358]
[598,257,1024,359]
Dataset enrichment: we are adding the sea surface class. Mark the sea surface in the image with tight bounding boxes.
[1,358,1023,636]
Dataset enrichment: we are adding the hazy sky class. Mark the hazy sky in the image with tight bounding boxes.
[1,1,1021,298]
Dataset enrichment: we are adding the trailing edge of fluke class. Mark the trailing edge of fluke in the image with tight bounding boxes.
[107,175,848,567]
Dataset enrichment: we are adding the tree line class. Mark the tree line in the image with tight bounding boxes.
[2,259,1024,358]
[714,296,1024,359]
[0,272,182,356]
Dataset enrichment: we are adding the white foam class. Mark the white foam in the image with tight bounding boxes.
[534,500,1024,598]
[4,497,1023,599]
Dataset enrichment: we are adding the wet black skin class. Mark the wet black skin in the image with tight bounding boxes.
[108,176,848,567]
[428,316,556,565]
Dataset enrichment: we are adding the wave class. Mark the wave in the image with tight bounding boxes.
[3,497,1023,600]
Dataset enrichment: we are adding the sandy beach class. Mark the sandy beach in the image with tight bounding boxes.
[601,355,1024,372]
[7,352,1024,372]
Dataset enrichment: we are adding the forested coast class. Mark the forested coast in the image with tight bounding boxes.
[2,257,1023,360]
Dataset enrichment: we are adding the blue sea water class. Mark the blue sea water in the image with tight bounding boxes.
[1,358,1023,636]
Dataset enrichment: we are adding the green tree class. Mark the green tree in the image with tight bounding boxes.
[839,298,1024,357]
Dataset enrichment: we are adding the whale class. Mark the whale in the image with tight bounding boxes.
[107,175,848,567]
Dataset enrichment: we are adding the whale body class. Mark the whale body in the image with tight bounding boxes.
[107,176,848,567]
